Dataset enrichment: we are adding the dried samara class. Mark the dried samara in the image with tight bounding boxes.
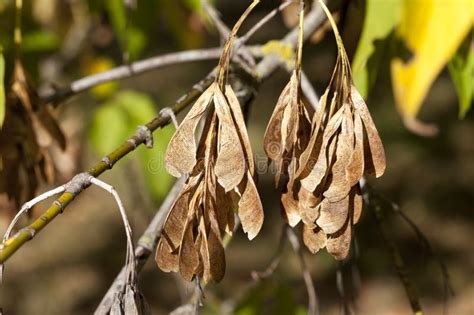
[156,1,263,283]
[264,0,386,260]
[0,59,65,216]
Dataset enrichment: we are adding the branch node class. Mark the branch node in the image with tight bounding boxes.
[101,156,113,169]
[53,200,65,213]
[160,107,179,129]
[127,138,137,148]
[134,125,153,148]
[18,227,36,240]
[63,172,93,196]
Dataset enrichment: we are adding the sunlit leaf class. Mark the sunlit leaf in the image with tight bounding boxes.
[82,57,119,99]
[88,100,130,155]
[0,47,5,128]
[352,0,401,97]
[106,0,127,37]
[120,91,175,201]
[448,34,474,118]
[127,27,147,61]
[391,0,473,122]
[88,90,174,200]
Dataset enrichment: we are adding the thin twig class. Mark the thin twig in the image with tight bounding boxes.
[192,277,204,315]
[365,191,424,315]
[366,185,454,315]
[251,224,287,281]
[89,177,136,282]
[287,226,319,315]
[239,0,295,44]
[336,262,353,315]
[44,48,222,105]
[94,177,185,314]
[255,0,327,80]
[201,0,230,41]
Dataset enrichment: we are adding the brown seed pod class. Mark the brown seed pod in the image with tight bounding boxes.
[0,59,66,216]
[156,1,263,283]
[265,0,386,261]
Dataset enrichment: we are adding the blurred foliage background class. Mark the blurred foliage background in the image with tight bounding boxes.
[0,0,473,314]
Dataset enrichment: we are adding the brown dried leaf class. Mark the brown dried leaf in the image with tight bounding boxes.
[350,85,386,177]
[297,89,329,177]
[178,219,199,281]
[326,218,352,260]
[155,238,179,273]
[263,80,292,161]
[165,83,214,177]
[301,105,344,192]
[208,226,226,282]
[346,111,364,186]
[198,218,211,283]
[224,85,255,175]
[280,74,299,153]
[214,86,246,192]
[323,105,353,202]
[238,172,264,239]
[298,187,321,227]
[316,194,349,234]
[161,189,191,251]
[303,225,327,254]
[281,189,302,227]
[214,183,234,235]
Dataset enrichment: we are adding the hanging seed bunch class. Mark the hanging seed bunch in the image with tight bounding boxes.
[265,0,386,260]
[0,59,66,216]
[297,0,385,259]
[0,0,65,216]
[263,0,316,226]
[156,0,263,283]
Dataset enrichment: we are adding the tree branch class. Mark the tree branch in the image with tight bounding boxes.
[0,0,328,268]
[287,226,320,315]
[44,48,223,105]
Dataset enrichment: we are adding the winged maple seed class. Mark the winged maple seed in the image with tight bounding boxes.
[156,0,263,283]
[265,0,386,260]
[0,59,66,216]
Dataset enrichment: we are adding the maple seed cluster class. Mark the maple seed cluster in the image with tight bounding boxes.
[155,0,386,283]
[156,1,263,283]
[264,0,386,260]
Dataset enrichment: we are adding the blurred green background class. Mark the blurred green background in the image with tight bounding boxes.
[0,0,473,314]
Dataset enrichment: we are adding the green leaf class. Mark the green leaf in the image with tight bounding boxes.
[88,99,130,156]
[88,90,174,200]
[352,0,401,97]
[126,27,147,61]
[106,0,127,36]
[448,34,474,118]
[0,46,5,129]
[105,0,146,60]
[22,30,59,52]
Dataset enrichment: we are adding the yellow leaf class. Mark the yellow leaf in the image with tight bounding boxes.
[82,57,119,99]
[391,0,473,121]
